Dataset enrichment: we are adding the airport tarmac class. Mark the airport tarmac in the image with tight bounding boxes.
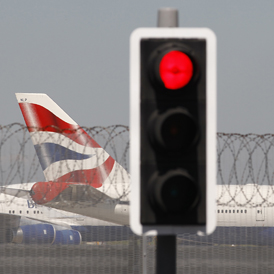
[0,242,273,274]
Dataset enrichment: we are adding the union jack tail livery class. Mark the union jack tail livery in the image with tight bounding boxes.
[16,93,130,225]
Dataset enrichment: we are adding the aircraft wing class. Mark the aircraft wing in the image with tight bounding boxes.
[1,183,129,226]
[0,187,30,198]
[35,183,129,226]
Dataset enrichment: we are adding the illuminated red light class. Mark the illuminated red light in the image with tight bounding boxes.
[159,51,193,90]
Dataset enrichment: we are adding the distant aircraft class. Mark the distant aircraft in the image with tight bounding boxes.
[0,93,131,244]
[16,93,130,226]
[0,185,122,244]
[1,93,274,246]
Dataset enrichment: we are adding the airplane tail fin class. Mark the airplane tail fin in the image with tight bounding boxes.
[16,93,129,199]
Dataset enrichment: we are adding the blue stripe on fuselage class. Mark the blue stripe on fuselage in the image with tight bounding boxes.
[34,143,94,170]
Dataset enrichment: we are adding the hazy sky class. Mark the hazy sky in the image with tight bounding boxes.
[0,0,274,133]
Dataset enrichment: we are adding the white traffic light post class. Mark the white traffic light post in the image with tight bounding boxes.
[130,25,217,236]
[130,9,217,274]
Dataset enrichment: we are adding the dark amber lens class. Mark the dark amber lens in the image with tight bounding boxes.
[161,112,197,151]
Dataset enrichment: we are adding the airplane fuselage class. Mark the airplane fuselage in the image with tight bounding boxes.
[0,182,118,229]
[2,183,274,229]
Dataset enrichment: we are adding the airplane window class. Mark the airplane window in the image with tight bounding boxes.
[233,210,235,213]
[12,210,14,214]
[27,211,29,214]
[229,210,231,213]
[241,210,243,213]
[221,210,223,213]
[217,210,219,213]
[37,211,39,214]
[245,210,247,213]
[257,210,260,214]
[34,211,36,214]
[19,210,22,214]
[237,210,239,213]
[225,210,227,213]
[9,210,11,214]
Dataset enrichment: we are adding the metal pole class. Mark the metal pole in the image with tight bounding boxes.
[156,10,178,273]
[157,8,178,27]
[156,235,176,274]
[142,236,147,274]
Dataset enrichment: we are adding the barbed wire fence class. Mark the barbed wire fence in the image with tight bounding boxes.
[217,133,274,208]
[1,124,274,203]
[217,133,274,186]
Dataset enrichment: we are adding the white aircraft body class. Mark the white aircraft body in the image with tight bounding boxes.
[0,93,274,245]
[216,184,274,227]
[2,182,274,245]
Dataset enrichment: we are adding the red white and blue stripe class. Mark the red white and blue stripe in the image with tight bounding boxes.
[16,94,118,190]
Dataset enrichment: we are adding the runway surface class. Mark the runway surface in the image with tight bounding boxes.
[0,241,273,274]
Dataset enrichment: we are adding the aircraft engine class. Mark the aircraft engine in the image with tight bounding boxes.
[9,224,56,244]
[52,230,82,245]
[6,227,23,244]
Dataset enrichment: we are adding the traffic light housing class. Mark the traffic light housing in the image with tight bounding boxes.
[130,28,216,235]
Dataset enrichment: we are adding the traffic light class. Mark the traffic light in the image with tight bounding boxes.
[130,28,216,236]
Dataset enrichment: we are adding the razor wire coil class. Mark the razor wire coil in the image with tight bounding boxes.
[1,124,274,207]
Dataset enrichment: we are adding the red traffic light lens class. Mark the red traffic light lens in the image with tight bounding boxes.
[159,51,193,90]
